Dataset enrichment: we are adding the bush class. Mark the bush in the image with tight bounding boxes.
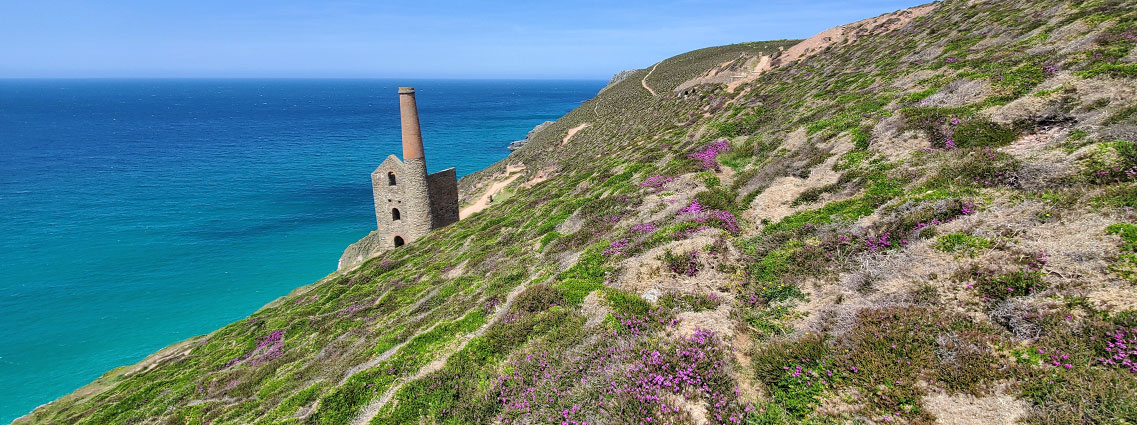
[954,120,1018,148]
[695,188,738,213]
[661,249,701,276]
[511,283,564,314]
[933,149,1021,188]
[603,288,652,316]
[751,336,833,420]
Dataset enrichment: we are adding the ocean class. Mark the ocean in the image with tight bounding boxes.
[0,79,603,423]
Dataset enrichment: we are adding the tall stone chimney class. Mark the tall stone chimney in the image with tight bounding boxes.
[397,87,435,240]
[399,86,426,160]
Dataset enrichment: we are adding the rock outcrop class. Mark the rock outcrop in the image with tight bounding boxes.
[598,69,638,94]
[506,120,554,150]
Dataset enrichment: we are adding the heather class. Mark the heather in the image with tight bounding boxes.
[17,0,1137,424]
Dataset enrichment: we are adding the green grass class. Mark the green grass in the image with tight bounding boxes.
[1079,63,1137,79]
[311,310,487,424]
[935,233,993,257]
[554,246,609,305]
[1107,223,1137,283]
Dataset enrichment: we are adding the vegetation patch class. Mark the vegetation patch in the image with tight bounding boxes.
[1106,223,1137,283]
[935,232,993,257]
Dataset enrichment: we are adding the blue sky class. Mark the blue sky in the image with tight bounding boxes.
[0,0,924,79]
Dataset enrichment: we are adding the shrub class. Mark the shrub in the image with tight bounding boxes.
[934,149,1021,188]
[661,249,701,276]
[991,61,1047,102]
[965,251,1049,303]
[511,283,564,314]
[689,140,731,170]
[603,288,652,316]
[538,231,562,250]
[695,188,738,212]
[700,171,722,188]
[751,336,834,420]
[901,106,973,148]
[954,120,1018,148]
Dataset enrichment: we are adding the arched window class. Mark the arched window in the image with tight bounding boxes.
[388,172,397,186]
[393,236,405,247]
[391,208,401,221]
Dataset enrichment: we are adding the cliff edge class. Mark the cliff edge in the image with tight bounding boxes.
[17,1,1137,424]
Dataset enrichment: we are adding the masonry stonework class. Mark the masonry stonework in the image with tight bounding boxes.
[426,168,459,228]
[366,86,459,252]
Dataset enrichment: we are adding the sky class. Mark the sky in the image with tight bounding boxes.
[0,0,924,79]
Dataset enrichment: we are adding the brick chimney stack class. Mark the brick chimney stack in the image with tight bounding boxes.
[395,86,434,239]
[398,87,426,161]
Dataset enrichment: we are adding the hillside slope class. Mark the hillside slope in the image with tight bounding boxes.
[16,0,1137,424]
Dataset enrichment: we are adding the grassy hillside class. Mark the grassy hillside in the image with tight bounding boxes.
[17,0,1137,424]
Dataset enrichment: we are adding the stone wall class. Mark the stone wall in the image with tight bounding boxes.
[427,167,459,228]
[398,157,434,242]
[371,155,415,251]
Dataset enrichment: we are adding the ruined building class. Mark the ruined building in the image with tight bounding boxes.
[370,87,459,250]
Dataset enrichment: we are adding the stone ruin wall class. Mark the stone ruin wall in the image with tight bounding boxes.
[427,168,459,229]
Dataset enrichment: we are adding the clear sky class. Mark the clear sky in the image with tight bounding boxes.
[0,0,925,79]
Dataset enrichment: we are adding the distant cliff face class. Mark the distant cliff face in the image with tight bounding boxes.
[506,120,554,150]
[19,1,1137,424]
[598,68,639,93]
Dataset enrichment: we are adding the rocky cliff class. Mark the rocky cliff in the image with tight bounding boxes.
[507,120,554,150]
[17,0,1137,424]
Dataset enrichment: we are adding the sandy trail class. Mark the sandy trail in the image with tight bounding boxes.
[459,164,526,219]
[641,63,659,96]
[778,3,936,64]
[559,123,590,146]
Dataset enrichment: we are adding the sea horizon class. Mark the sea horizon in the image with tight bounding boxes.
[0,78,605,423]
[0,77,611,82]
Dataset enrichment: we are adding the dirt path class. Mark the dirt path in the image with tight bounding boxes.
[641,63,659,96]
[559,123,590,147]
[459,164,526,219]
[350,283,529,425]
[779,3,936,65]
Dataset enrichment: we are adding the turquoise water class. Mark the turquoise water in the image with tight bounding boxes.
[0,79,603,423]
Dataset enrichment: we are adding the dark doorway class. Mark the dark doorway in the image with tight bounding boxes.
[393,236,405,247]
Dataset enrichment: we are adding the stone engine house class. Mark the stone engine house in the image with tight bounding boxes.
[370,87,459,250]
